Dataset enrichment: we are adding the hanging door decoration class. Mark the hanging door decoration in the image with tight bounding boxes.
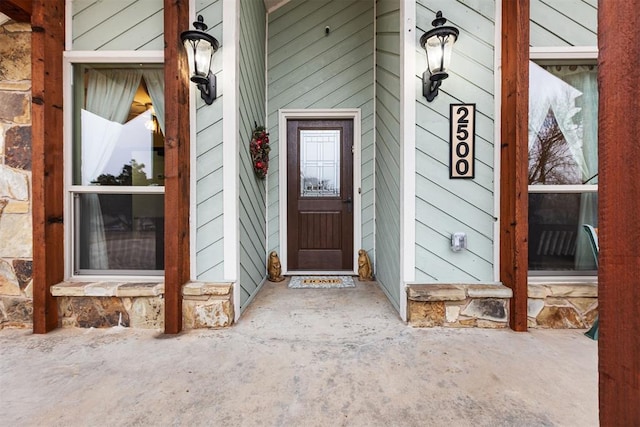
[250,124,270,179]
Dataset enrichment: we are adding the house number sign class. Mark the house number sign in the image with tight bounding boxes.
[449,103,476,179]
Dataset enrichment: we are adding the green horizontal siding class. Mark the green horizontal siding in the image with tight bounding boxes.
[195,0,225,281]
[414,0,495,283]
[267,0,375,260]
[238,0,267,311]
[531,0,597,47]
[375,0,401,311]
[72,0,163,51]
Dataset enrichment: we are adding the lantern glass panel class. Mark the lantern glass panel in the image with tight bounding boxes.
[183,38,213,80]
[183,39,197,77]
[425,34,455,75]
[194,39,213,78]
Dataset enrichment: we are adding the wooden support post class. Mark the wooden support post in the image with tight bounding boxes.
[598,0,640,423]
[0,0,32,22]
[163,0,191,334]
[500,0,529,332]
[31,0,65,333]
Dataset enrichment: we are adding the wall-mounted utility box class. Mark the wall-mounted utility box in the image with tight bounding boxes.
[451,232,467,252]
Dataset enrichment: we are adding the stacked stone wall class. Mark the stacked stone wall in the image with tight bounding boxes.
[51,282,234,330]
[528,283,598,329]
[0,20,33,329]
[407,284,513,328]
[182,282,234,328]
[52,282,166,329]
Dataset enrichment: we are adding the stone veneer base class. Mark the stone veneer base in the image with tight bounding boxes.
[0,296,33,329]
[50,281,234,329]
[407,282,598,330]
[407,284,512,328]
[528,282,598,329]
[5,280,597,331]
[182,282,234,329]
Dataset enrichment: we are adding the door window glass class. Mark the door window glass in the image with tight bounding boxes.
[299,129,341,197]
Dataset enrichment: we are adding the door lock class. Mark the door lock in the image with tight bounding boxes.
[342,196,353,213]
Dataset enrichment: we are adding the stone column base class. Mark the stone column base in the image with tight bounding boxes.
[52,282,165,328]
[528,283,598,328]
[407,284,512,328]
[50,281,235,330]
[182,282,234,329]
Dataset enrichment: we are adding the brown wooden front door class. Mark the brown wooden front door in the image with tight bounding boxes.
[287,119,354,271]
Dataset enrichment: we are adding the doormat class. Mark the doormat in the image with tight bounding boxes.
[288,276,355,289]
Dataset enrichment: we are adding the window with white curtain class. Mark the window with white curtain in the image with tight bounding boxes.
[71,64,165,276]
[528,61,598,274]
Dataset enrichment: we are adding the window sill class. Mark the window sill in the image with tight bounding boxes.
[528,282,597,298]
[51,281,164,297]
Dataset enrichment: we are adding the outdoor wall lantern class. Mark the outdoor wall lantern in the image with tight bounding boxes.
[181,15,219,105]
[420,11,459,102]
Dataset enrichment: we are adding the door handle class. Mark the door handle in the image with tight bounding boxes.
[342,197,352,213]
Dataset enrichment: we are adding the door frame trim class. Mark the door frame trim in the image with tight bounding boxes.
[278,109,362,275]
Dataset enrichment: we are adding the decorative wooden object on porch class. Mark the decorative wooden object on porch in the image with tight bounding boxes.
[250,124,270,179]
[357,249,373,281]
[267,251,284,282]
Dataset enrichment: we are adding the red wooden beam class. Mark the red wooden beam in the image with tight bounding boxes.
[163,0,191,334]
[31,0,64,333]
[598,0,640,423]
[0,0,32,22]
[500,0,529,332]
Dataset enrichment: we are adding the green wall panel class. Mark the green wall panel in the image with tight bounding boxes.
[530,0,597,47]
[238,0,268,310]
[195,0,225,281]
[414,0,495,283]
[72,0,163,51]
[374,0,401,309]
[267,0,375,262]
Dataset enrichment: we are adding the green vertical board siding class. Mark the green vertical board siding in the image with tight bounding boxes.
[196,0,225,281]
[531,0,597,47]
[72,0,163,50]
[414,0,495,283]
[239,0,267,311]
[375,0,401,310]
[267,0,375,260]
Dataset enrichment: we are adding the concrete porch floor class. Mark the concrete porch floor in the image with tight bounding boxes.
[1,279,598,426]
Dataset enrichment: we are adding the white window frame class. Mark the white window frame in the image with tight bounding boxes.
[63,51,165,281]
[528,46,598,282]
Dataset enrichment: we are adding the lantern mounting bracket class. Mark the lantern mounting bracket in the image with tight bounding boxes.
[423,71,448,102]
[196,71,217,105]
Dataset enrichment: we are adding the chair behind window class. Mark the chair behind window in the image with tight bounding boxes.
[582,224,599,268]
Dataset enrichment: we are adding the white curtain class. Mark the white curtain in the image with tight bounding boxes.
[86,69,143,122]
[528,62,585,178]
[82,69,142,269]
[142,70,165,135]
[554,66,598,270]
[83,69,143,184]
